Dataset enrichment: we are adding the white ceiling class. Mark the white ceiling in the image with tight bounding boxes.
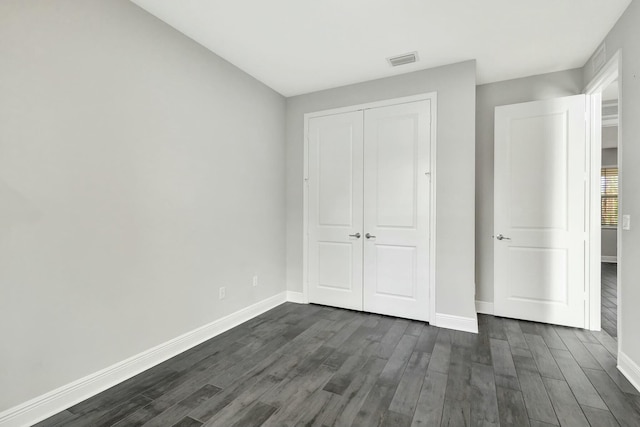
[130,0,630,97]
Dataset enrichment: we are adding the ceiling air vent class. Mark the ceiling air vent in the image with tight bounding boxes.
[387,52,418,67]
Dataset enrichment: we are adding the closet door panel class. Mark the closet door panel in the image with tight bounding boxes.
[363,100,431,321]
[308,111,364,310]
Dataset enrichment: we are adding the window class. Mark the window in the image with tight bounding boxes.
[601,167,618,226]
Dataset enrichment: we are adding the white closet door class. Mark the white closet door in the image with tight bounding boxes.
[363,100,431,321]
[494,95,586,328]
[308,111,364,310]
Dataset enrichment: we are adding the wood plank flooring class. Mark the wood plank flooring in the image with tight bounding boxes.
[36,299,638,426]
[601,262,617,338]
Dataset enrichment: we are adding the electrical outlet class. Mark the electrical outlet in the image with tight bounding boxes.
[219,287,226,299]
[252,275,259,287]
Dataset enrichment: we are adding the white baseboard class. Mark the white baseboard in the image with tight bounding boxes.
[435,312,478,334]
[286,291,307,304]
[601,256,618,263]
[0,292,288,427]
[618,351,640,394]
[475,300,494,315]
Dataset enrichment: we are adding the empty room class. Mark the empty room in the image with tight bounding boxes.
[2,0,640,426]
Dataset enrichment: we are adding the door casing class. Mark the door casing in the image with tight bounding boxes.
[302,93,437,325]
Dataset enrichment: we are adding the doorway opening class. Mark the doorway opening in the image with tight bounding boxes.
[585,50,621,353]
[600,80,619,338]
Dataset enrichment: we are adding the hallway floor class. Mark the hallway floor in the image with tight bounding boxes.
[602,262,618,338]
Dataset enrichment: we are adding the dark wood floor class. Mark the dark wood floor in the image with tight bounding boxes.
[37,302,639,426]
[602,262,618,338]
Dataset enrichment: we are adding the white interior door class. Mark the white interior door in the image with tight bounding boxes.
[363,101,431,321]
[494,95,587,328]
[308,111,364,310]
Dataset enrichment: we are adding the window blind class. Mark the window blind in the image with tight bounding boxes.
[601,167,618,226]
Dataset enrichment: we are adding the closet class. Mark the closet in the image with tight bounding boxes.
[305,97,433,321]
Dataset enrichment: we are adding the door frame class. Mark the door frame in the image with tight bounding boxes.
[302,92,438,325]
[584,49,622,341]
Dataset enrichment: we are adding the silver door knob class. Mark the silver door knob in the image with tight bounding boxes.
[349,233,361,239]
[365,233,376,239]
[495,234,511,241]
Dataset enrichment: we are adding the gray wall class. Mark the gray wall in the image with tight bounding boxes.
[475,69,584,304]
[602,146,619,166]
[286,61,477,320]
[603,127,619,151]
[0,0,286,411]
[602,229,618,258]
[583,0,640,368]
[601,147,619,259]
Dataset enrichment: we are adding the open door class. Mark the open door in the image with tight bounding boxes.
[494,95,587,328]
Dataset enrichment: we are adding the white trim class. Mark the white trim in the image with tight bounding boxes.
[435,313,478,334]
[0,292,288,427]
[601,256,618,264]
[302,116,309,308]
[602,100,619,127]
[618,352,640,394]
[584,49,622,335]
[602,116,619,127]
[584,50,621,94]
[429,95,438,326]
[302,92,438,325]
[475,300,494,315]
[602,94,618,127]
[616,52,623,358]
[586,92,602,332]
[286,291,307,304]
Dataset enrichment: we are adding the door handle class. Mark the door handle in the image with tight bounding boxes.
[495,234,511,241]
[349,233,361,239]
[365,233,376,239]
